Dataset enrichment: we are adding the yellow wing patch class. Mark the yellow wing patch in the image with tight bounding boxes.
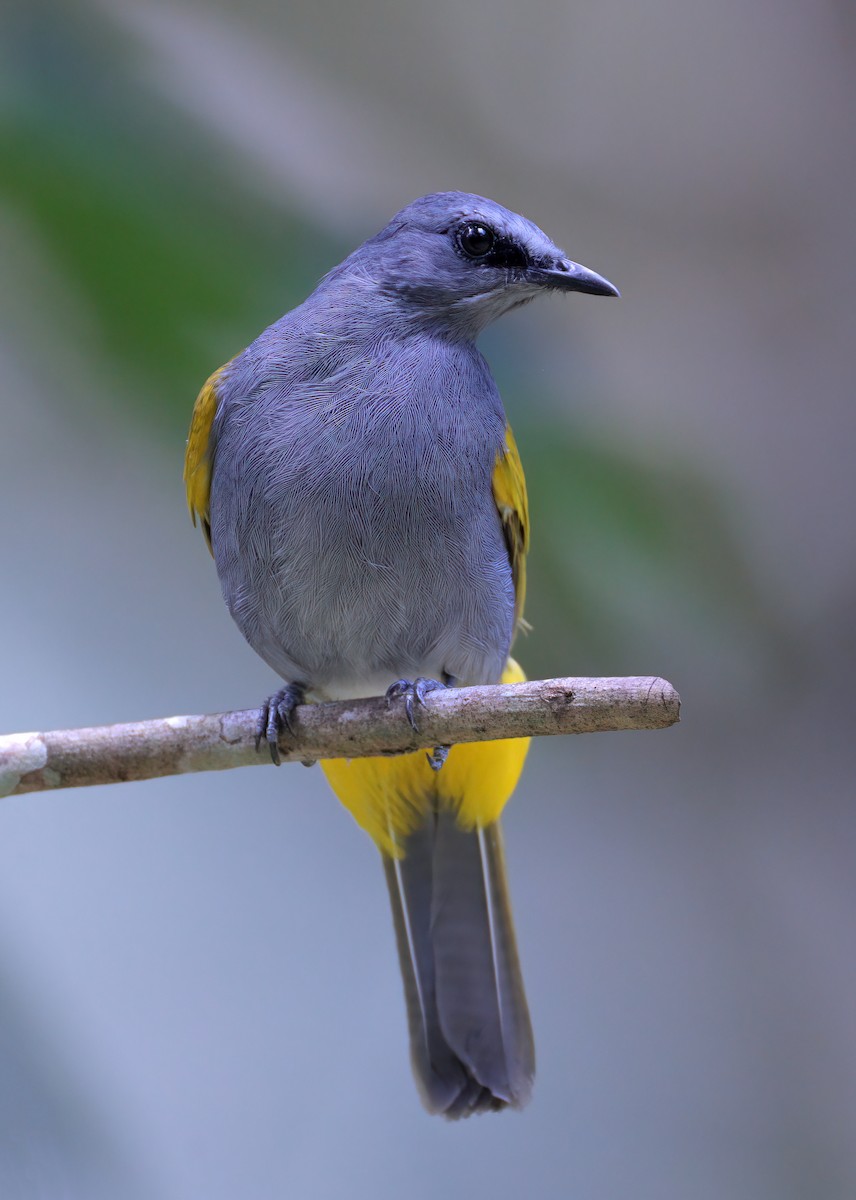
[492,423,531,635]
[320,658,530,858]
[183,363,230,552]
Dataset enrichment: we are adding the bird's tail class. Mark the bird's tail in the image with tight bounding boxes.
[320,657,533,1115]
[383,808,534,1117]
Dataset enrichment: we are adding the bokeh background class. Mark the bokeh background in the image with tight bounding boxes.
[1,1,854,1197]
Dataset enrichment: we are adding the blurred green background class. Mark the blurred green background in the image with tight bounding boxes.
[1,2,854,1197]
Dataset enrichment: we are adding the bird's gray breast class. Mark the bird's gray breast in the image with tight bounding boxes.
[209,331,515,695]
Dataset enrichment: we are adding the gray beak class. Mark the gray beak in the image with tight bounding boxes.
[532,258,620,298]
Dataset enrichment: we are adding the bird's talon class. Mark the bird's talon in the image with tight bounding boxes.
[256,683,307,766]
[266,708,281,766]
[385,680,409,709]
[255,707,268,754]
[385,677,447,734]
[427,745,450,772]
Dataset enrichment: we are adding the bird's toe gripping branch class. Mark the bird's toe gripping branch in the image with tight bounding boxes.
[256,683,307,766]
[385,677,445,730]
[385,677,450,771]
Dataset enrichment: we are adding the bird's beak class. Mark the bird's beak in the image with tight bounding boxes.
[531,258,620,298]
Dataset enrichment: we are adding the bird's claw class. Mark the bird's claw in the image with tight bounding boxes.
[385,677,446,734]
[256,683,307,766]
[426,745,450,772]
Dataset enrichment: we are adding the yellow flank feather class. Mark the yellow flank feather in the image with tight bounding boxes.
[184,362,231,551]
[323,427,531,857]
[492,423,531,634]
[320,658,531,858]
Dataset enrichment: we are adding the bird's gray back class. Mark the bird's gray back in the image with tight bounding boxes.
[209,301,515,696]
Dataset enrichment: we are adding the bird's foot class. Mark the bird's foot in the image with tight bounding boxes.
[385,677,446,733]
[256,682,307,766]
[426,744,450,772]
[385,678,451,771]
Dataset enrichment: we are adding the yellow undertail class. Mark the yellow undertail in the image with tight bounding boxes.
[320,658,530,858]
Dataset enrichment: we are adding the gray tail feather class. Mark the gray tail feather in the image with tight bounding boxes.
[382,808,535,1118]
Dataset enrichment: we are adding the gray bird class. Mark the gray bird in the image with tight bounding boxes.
[185,192,618,1117]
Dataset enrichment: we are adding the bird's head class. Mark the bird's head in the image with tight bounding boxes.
[333,192,618,337]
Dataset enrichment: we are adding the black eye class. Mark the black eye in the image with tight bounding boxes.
[457,223,495,259]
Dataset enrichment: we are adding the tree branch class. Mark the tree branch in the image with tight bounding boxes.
[0,676,679,797]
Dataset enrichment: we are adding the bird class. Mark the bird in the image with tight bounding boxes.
[184,192,618,1117]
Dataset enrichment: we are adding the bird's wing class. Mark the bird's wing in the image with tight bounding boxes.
[492,423,530,634]
[183,363,230,553]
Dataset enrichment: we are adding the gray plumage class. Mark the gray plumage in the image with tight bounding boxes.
[202,192,617,1115]
[384,809,535,1116]
[210,322,513,692]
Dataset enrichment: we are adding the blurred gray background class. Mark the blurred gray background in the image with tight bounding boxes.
[1,1,854,1197]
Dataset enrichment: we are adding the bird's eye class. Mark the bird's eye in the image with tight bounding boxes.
[457,223,495,260]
